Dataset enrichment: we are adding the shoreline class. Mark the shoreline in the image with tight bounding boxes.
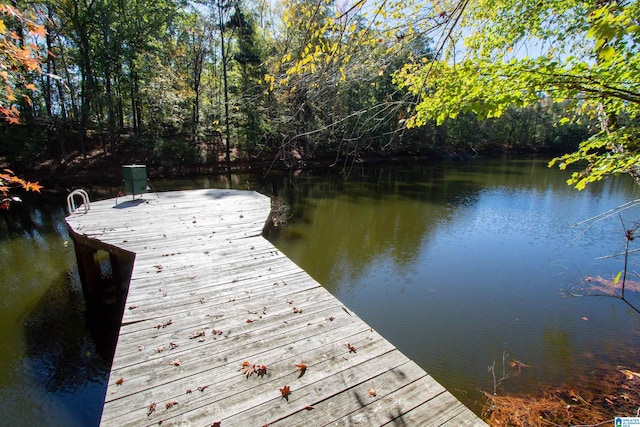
[20,147,565,192]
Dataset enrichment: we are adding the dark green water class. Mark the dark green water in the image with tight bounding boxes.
[0,198,110,425]
[1,157,639,424]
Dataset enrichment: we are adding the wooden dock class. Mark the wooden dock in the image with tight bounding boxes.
[65,189,486,426]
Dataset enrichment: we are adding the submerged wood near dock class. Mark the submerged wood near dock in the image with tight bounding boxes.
[65,189,486,426]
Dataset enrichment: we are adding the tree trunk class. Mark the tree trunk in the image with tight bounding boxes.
[218,0,231,171]
[101,5,117,156]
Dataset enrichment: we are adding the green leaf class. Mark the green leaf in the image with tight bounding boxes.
[598,46,615,62]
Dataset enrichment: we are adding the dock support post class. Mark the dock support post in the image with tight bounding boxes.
[72,238,99,297]
[68,232,135,304]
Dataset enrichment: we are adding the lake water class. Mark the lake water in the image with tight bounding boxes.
[1,156,639,424]
[0,197,110,425]
[263,158,640,412]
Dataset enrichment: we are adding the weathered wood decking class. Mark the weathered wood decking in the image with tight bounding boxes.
[65,189,486,426]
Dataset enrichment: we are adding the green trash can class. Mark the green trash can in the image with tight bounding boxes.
[122,164,148,198]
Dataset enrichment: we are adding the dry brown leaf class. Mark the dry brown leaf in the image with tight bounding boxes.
[147,402,156,416]
[280,385,291,401]
[189,329,205,339]
[256,365,268,377]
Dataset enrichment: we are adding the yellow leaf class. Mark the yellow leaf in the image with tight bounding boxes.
[598,46,615,61]
[613,270,622,284]
[29,24,46,38]
[0,19,6,33]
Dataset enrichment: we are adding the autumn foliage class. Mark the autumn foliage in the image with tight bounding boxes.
[0,168,41,209]
[0,3,46,124]
[1,4,45,206]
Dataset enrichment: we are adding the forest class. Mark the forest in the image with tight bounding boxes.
[1,0,602,181]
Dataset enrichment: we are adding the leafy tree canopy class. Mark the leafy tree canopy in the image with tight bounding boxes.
[279,0,639,188]
[390,0,640,189]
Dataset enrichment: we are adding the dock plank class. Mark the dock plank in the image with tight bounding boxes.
[65,189,486,426]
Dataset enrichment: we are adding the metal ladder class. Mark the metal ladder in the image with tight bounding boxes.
[67,189,90,214]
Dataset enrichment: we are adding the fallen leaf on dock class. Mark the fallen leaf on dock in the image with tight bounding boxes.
[115,378,124,385]
[280,385,291,400]
[256,365,268,377]
[147,402,156,416]
[368,388,377,397]
[346,343,357,353]
[156,319,173,329]
[240,362,268,378]
[165,401,178,409]
[295,363,308,377]
[241,361,255,377]
[170,359,182,366]
[189,330,206,339]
